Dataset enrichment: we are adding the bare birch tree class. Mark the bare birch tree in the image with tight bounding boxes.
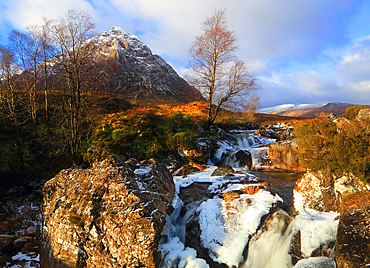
[188,8,259,129]
[48,9,97,158]
[0,46,26,167]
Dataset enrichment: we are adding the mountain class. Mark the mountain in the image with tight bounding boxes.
[86,27,204,105]
[258,102,353,118]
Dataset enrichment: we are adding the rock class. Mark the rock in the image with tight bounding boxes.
[356,108,370,121]
[41,157,175,268]
[337,190,370,214]
[269,140,305,171]
[310,241,335,258]
[234,150,252,169]
[290,231,302,265]
[13,236,32,251]
[0,234,16,252]
[24,225,37,237]
[21,241,40,255]
[294,172,325,211]
[179,137,214,164]
[184,184,283,267]
[173,164,201,177]
[211,165,234,176]
[294,171,368,213]
[292,257,336,268]
[335,201,370,267]
[0,252,11,267]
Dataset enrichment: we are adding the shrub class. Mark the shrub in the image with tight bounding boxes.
[343,105,370,120]
[295,114,370,182]
[82,112,202,164]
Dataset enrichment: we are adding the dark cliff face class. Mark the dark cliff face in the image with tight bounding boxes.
[87,27,204,105]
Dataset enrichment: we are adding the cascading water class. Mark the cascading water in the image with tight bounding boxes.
[219,132,275,169]
[242,210,294,268]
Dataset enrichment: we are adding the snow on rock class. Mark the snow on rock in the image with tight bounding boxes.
[197,189,282,267]
[160,237,209,268]
[293,191,339,257]
[292,257,336,268]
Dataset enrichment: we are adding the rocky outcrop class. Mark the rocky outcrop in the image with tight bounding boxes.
[41,157,175,268]
[294,171,367,212]
[356,108,370,120]
[335,201,370,268]
[179,137,214,164]
[269,140,305,171]
[0,184,42,267]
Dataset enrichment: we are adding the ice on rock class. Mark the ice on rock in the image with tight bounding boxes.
[293,191,339,257]
[197,190,282,267]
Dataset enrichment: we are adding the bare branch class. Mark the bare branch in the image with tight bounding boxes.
[187,8,260,128]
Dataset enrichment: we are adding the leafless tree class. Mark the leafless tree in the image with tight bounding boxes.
[0,46,26,167]
[48,9,97,158]
[188,8,259,128]
[9,28,44,134]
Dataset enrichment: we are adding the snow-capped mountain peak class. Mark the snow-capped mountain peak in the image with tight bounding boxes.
[85,27,203,105]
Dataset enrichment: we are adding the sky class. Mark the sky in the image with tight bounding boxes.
[1,0,370,108]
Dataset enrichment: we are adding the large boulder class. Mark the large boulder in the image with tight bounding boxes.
[40,157,175,268]
[294,171,367,213]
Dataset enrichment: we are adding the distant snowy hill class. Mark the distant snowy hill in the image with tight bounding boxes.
[258,103,353,118]
[86,26,204,105]
[257,104,296,114]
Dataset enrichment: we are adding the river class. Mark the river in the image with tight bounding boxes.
[159,130,338,268]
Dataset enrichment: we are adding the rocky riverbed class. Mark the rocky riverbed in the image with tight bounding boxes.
[0,183,44,267]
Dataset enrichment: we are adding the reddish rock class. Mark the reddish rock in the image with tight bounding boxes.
[188,161,205,171]
[173,164,201,177]
[269,141,306,172]
[24,225,37,237]
[337,190,370,215]
[295,171,368,213]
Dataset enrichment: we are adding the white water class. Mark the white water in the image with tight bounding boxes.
[218,133,275,169]
[242,210,294,268]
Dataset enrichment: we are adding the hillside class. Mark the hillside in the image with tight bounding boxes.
[259,102,353,118]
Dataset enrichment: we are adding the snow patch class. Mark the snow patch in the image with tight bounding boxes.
[134,166,152,175]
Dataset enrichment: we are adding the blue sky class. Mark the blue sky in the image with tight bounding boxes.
[1,0,370,108]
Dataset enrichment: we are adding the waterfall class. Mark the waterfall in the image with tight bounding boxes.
[242,210,295,268]
[219,133,275,169]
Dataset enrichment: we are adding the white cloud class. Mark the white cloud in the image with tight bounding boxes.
[335,35,370,82]
[1,0,369,107]
[3,0,95,29]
